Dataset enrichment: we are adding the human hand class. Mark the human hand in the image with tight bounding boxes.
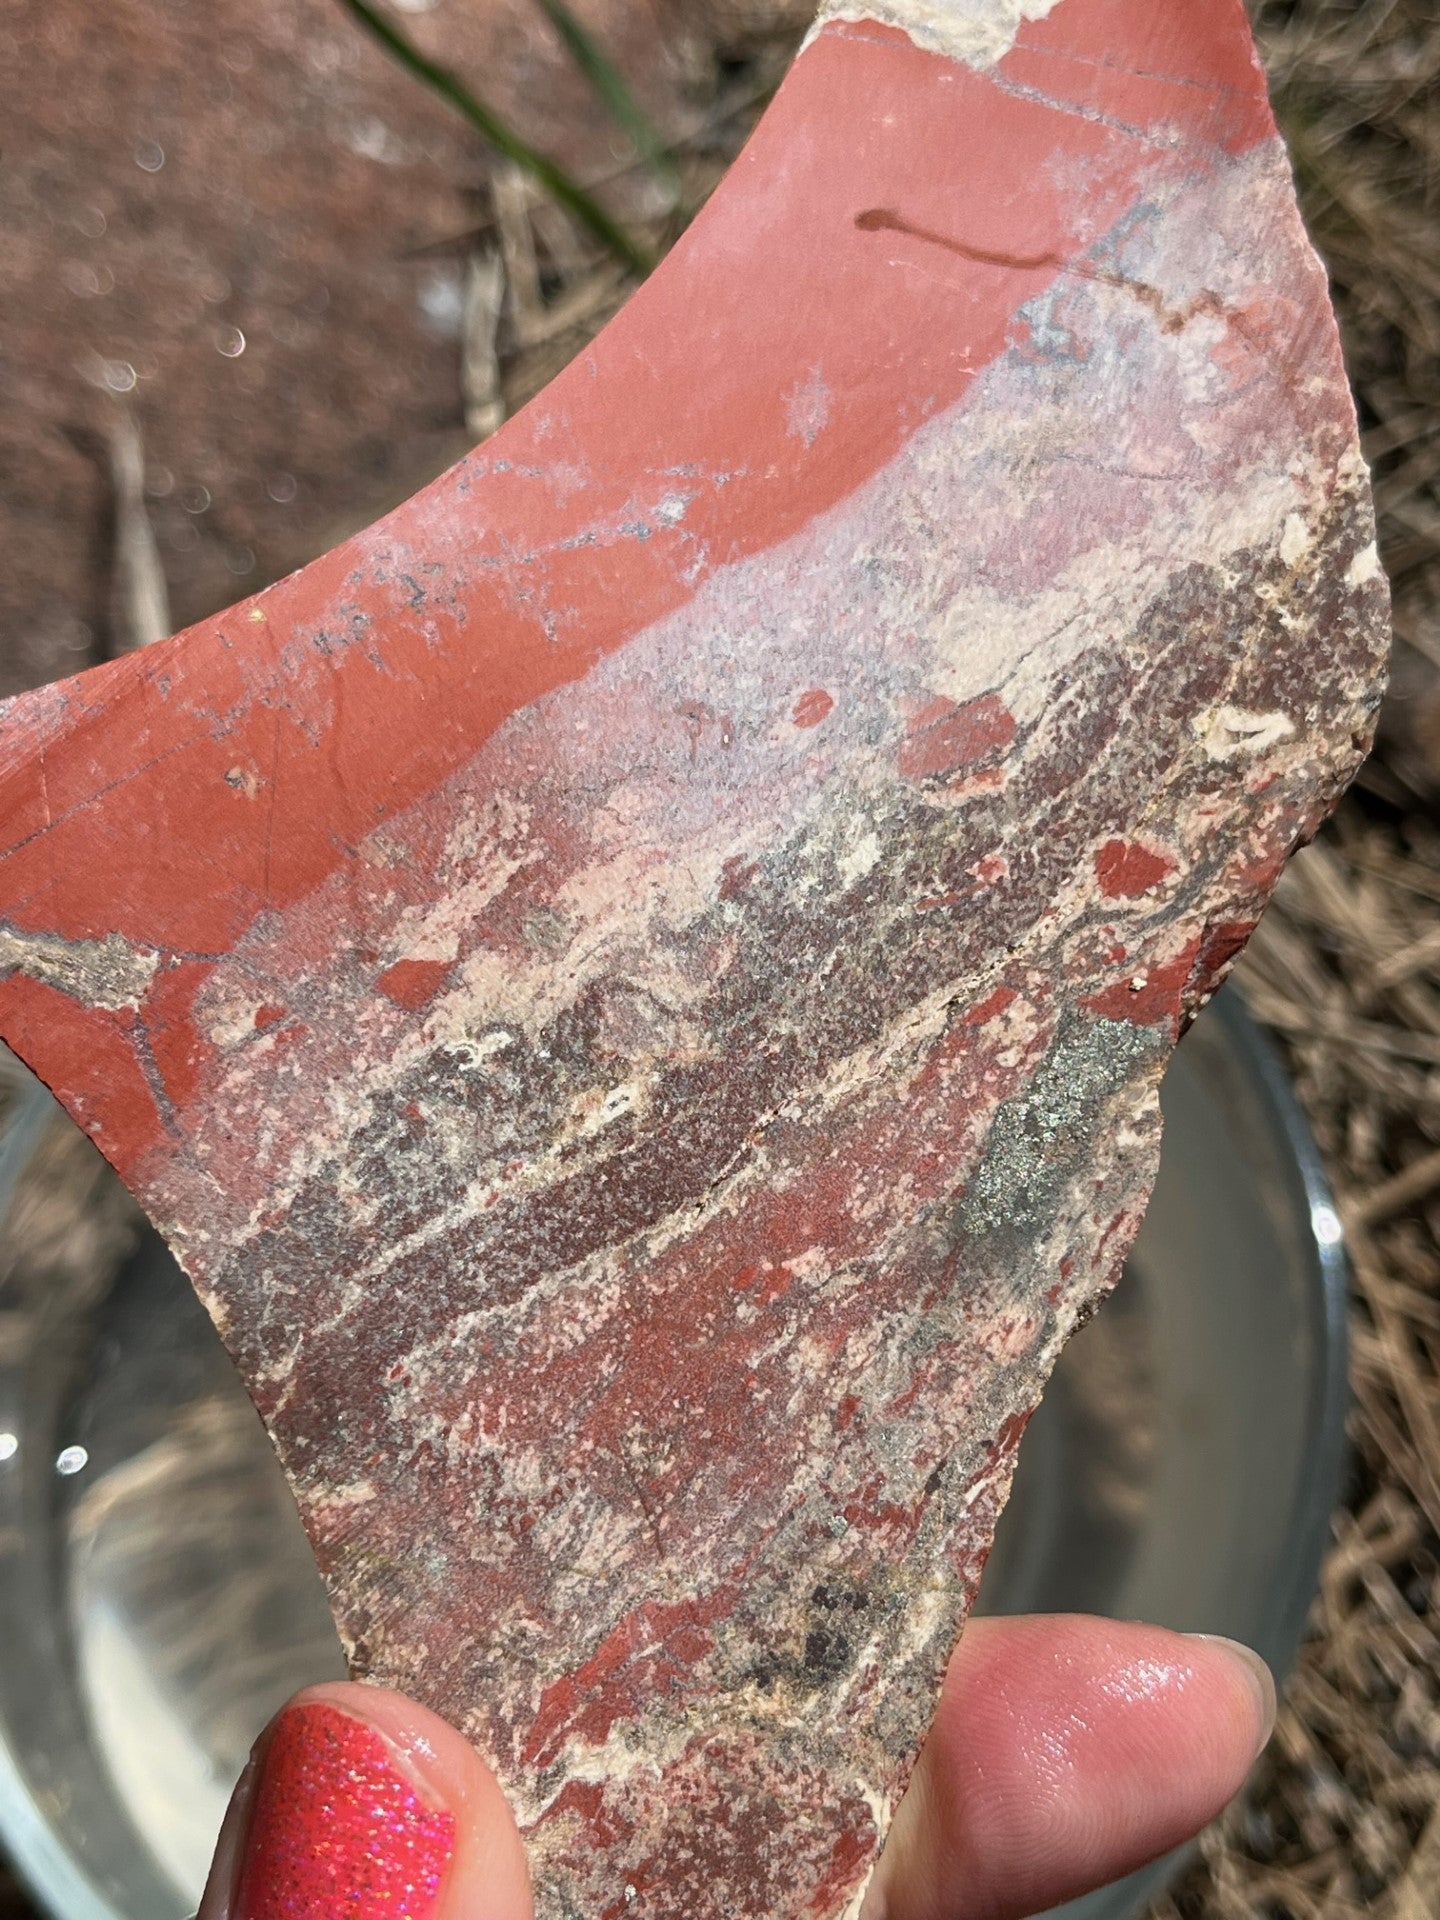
[198,1613,1274,1920]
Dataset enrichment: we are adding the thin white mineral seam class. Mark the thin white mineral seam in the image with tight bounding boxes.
[804,0,1063,65]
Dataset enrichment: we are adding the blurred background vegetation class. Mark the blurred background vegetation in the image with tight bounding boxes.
[2,0,1439,1913]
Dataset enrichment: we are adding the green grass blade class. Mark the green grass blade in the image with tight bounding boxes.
[335,0,655,275]
[534,0,682,206]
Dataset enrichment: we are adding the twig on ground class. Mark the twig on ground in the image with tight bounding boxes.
[104,404,170,654]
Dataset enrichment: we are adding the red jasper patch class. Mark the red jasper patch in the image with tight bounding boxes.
[964,986,1017,1027]
[253,1004,287,1032]
[734,1260,794,1305]
[1094,838,1173,898]
[1194,917,1255,982]
[719,856,759,901]
[899,693,1016,781]
[1084,937,1203,1026]
[375,957,453,1010]
[792,688,835,729]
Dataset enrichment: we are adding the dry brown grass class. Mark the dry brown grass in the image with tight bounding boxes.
[1252,0,1440,803]
[1165,819,1440,1919]
[1155,7,1440,1913]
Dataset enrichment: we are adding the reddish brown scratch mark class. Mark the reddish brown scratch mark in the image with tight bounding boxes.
[853,206,1063,272]
[854,207,1233,336]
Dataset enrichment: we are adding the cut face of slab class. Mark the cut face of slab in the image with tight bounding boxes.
[0,1,1388,1915]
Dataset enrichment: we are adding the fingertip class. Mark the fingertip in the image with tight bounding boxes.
[873,1614,1276,1920]
[290,1677,533,1912]
[200,1680,532,1920]
[1183,1634,1277,1761]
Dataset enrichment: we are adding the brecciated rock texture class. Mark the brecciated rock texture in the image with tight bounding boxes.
[0,0,1389,1915]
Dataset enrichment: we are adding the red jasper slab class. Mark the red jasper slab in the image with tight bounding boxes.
[0,2,1389,1915]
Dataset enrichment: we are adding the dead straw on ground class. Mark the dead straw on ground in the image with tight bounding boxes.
[1156,7,1440,1913]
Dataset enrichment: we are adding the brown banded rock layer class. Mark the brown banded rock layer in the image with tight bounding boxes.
[0,0,1391,1915]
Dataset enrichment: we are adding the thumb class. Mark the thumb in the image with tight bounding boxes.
[198,1681,533,1920]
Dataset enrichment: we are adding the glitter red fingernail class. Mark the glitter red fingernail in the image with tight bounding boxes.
[234,1701,457,1920]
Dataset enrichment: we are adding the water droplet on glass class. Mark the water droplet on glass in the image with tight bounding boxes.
[215,325,246,358]
[348,117,406,165]
[182,484,212,514]
[417,265,464,337]
[55,1445,89,1477]
[168,521,200,552]
[103,359,137,393]
[62,261,101,297]
[1311,1204,1343,1248]
[227,546,256,575]
[75,206,107,238]
[265,471,298,504]
[146,465,174,498]
[0,1434,17,1464]
[134,140,165,173]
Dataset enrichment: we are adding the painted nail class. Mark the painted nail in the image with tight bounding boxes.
[234,1700,457,1920]
[1186,1634,1277,1759]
